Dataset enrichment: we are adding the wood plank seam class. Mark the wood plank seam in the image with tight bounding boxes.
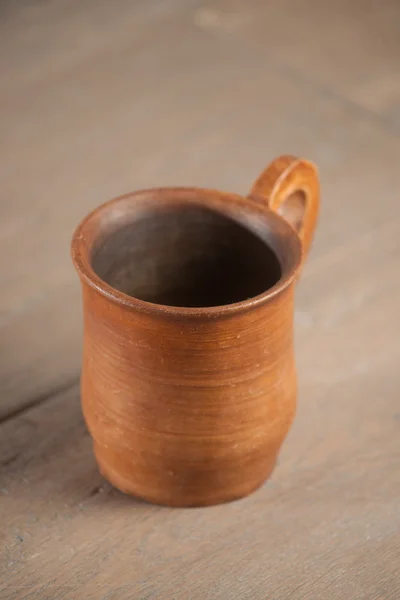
[263,52,400,138]
[0,376,79,426]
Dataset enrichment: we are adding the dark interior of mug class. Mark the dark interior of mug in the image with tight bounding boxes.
[91,205,282,307]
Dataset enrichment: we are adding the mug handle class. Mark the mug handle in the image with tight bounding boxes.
[248,155,320,260]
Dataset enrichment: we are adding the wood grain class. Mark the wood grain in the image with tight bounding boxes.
[1,274,399,598]
[1,0,400,596]
[201,0,400,128]
[1,0,400,419]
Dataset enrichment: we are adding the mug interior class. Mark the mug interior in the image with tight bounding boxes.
[91,204,283,308]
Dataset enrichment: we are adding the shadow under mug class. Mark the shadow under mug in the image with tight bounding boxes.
[71,155,319,507]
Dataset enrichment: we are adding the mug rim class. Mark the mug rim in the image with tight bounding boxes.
[71,187,303,317]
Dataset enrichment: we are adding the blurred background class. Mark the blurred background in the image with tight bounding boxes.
[1,0,399,420]
[1,1,400,597]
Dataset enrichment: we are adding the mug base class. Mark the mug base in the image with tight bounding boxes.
[94,444,277,508]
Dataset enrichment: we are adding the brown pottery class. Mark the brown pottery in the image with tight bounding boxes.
[71,155,320,507]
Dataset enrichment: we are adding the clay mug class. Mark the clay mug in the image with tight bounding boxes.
[71,155,319,507]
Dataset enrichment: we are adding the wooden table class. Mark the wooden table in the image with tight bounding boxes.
[1,1,399,598]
